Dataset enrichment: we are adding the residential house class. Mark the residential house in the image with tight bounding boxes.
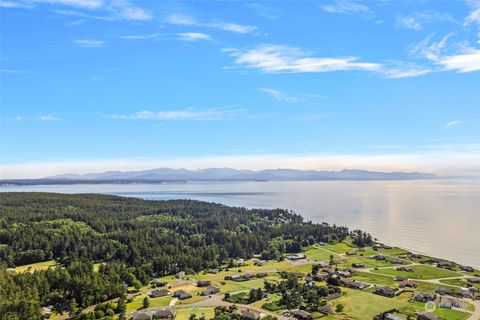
[175,271,185,279]
[235,308,260,320]
[153,308,176,319]
[390,259,404,265]
[254,260,267,266]
[397,266,413,272]
[439,296,464,309]
[286,254,306,261]
[197,280,211,287]
[417,312,439,320]
[373,255,386,261]
[208,268,219,274]
[456,289,473,299]
[131,312,151,320]
[318,304,333,315]
[292,309,313,320]
[352,263,365,268]
[468,278,480,283]
[200,286,220,296]
[385,314,404,320]
[149,289,169,298]
[435,288,450,295]
[460,266,475,272]
[437,261,456,269]
[325,292,341,301]
[395,276,408,281]
[413,292,435,302]
[340,278,370,290]
[399,280,417,288]
[374,286,396,298]
[173,290,192,300]
[346,251,357,256]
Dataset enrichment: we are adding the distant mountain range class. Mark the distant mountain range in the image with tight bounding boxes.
[0,168,441,186]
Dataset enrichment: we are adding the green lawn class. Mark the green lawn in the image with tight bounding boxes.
[373,265,462,280]
[340,256,396,268]
[15,260,59,273]
[304,246,340,261]
[175,307,215,320]
[323,242,358,254]
[440,278,480,289]
[333,288,407,320]
[351,271,398,287]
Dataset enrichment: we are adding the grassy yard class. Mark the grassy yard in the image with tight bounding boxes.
[351,271,398,287]
[340,256,397,268]
[332,288,407,320]
[440,278,480,289]
[214,278,268,293]
[15,260,58,273]
[322,242,358,254]
[304,246,340,261]
[373,265,462,280]
[175,307,215,320]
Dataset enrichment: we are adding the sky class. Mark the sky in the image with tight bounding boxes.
[1,0,480,178]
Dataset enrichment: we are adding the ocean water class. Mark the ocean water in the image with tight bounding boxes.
[2,180,479,268]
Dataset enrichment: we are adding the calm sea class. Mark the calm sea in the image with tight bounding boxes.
[1,180,479,268]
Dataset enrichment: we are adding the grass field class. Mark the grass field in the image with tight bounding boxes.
[373,265,462,280]
[15,260,58,273]
[175,307,215,320]
[304,246,339,261]
[322,242,358,254]
[332,288,407,320]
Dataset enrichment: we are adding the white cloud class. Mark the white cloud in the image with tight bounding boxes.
[9,0,152,21]
[39,115,60,121]
[258,88,298,103]
[31,0,103,9]
[439,48,480,72]
[119,33,160,40]
[409,34,480,73]
[397,14,423,31]
[177,32,211,41]
[164,13,257,34]
[465,1,480,26]
[382,67,431,78]
[111,108,245,121]
[445,120,462,128]
[165,13,196,26]
[397,12,455,31]
[0,1,33,8]
[74,39,105,47]
[227,44,382,73]
[322,0,373,16]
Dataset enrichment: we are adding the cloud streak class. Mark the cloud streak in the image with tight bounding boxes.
[164,13,256,34]
[74,39,105,47]
[259,88,298,103]
[227,44,382,73]
[110,108,246,121]
[7,0,152,21]
[445,120,462,128]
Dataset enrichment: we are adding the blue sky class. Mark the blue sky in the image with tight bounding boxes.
[1,0,480,178]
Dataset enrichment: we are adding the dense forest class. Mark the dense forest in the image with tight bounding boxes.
[0,192,372,319]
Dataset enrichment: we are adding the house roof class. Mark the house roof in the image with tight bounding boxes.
[132,312,151,320]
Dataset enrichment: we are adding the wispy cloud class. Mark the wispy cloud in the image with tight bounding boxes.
[40,115,60,121]
[410,34,480,73]
[177,32,212,42]
[119,33,161,40]
[0,0,33,8]
[259,88,298,103]
[322,0,373,18]
[74,39,105,47]
[396,12,455,31]
[164,13,256,34]
[8,0,152,21]
[226,44,382,73]
[110,108,246,121]
[445,120,462,128]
